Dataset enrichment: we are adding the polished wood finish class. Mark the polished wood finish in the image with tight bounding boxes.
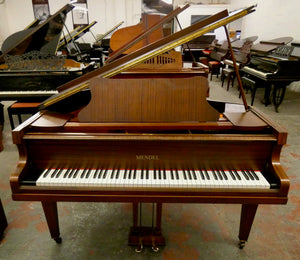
[77,77,219,123]
[8,5,289,249]
[109,14,164,56]
[10,101,289,246]
[107,4,190,63]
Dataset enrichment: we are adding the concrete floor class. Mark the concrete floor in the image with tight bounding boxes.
[0,76,300,260]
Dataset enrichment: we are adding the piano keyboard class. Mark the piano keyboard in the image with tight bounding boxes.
[35,168,271,190]
[242,66,272,78]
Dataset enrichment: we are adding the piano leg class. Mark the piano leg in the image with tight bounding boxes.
[272,84,287,112]
[238,204,258,249]
[41,201,62,243]
[0,103,4,127]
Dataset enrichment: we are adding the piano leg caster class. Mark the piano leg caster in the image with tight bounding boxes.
[135,239,143,253]
[54,237,62,244]
[239,240,246,249]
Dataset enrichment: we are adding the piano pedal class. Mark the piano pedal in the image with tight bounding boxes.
[239,240,246,249]
[129,226,165,252]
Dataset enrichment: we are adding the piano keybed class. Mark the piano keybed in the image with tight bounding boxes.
[29,167,271,190]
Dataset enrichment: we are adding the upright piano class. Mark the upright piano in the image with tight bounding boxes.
[10,6,290,251]
[242,39,300,111]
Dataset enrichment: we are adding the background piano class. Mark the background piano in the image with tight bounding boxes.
[242,42,300,111]
[0,4,97,130]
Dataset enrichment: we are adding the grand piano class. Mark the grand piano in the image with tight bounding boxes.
[0,4,94,127]
[10,6,290,251]
[242,39,300,111]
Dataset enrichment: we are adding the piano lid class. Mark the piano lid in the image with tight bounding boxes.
[39,5,256,112]
[251,37,293,54]
[0,4,74,63]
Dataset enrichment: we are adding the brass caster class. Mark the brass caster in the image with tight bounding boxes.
[152,246,159,252]
[135,244,143,253]
[239,240,246,249]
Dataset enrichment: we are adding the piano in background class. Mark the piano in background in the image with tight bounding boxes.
[10,6,290,251]
[0,4,96,129]
[223,36,258,68]
[182,35,216,62]
[242,38,300,111]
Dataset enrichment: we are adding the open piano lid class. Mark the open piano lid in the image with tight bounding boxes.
[0,4,74,63]
[32,5,266,130]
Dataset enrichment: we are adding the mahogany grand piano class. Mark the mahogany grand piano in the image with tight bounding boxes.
[10,6,290,251]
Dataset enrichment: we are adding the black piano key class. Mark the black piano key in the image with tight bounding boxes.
[250,170,259,180]
[183,170,187,180]
[187,170,192,180]
[154,169,157,180]
[43,169,51,178]
[241,170,249,180]
[203,169,210,180]
[191,170,197,180]
[215,170,223,180]
[63,169,71,178]
[133,169,137,179]
[212,170,218,180]
[85,169,91,178]
[229,170,236,180]
[170,170,174,180]
[73,169,79,178]
[80,169,87,178]
[220,169,228,180]
[102,169,108,179]
[233,170,242,180]
[246,170,255,180]
[56,169,63,178]
[163,170,166,180]
[123,169,128,179]
[128,169,132,179]
[146,170,149,180]
[175,170,179,180]
[110,169,115,179]
[51,169,60,178]
[141,169,144,179]
[199,170,205,180]
[68,169,76,178]
[93,169,100,178]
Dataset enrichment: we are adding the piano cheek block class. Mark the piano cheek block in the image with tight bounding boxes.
[47,89,92,113]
